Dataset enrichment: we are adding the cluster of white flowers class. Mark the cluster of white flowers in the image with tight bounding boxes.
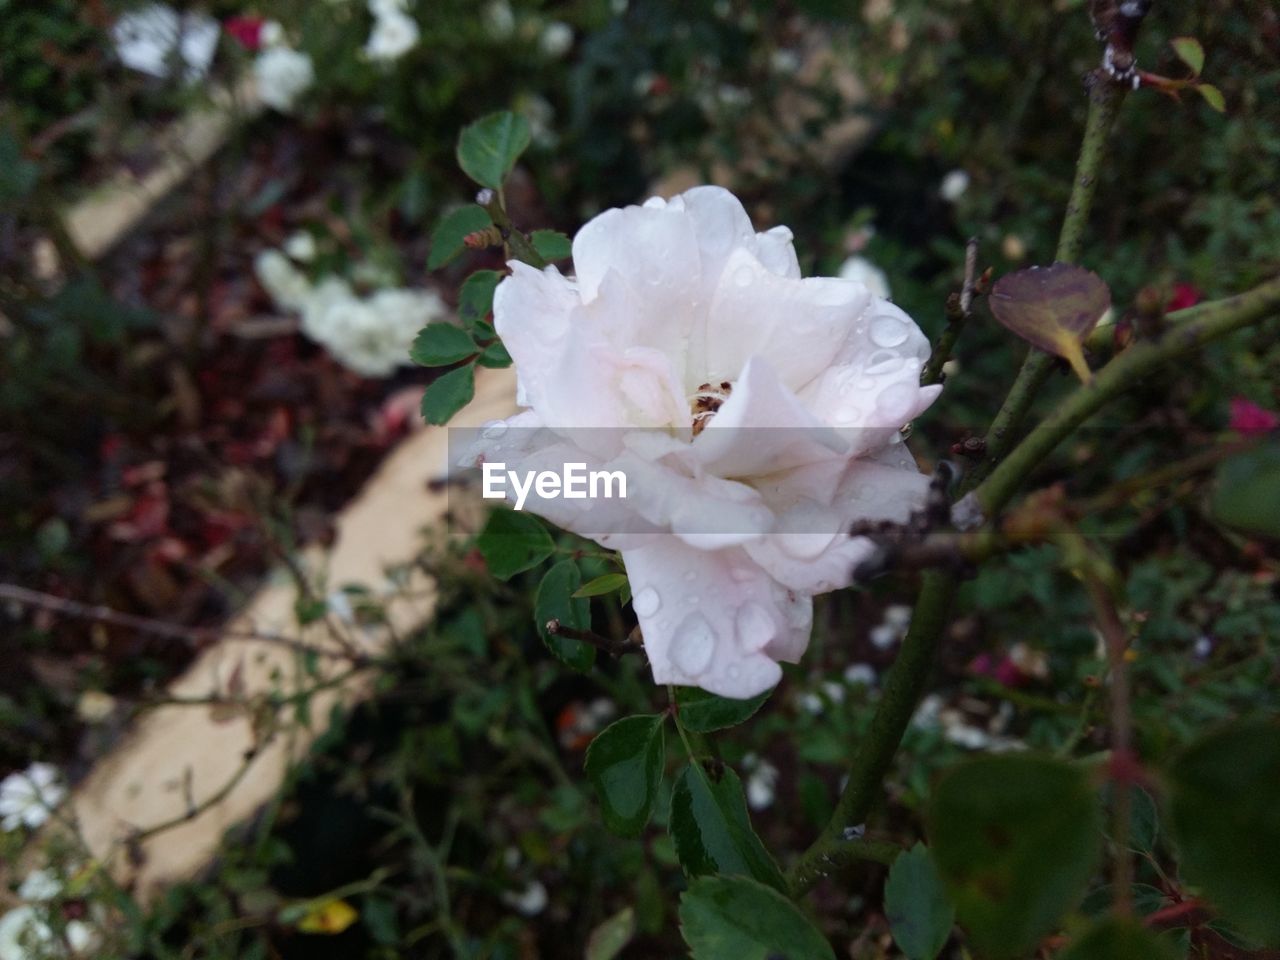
[0,866,98,960]
[365,0,421,62]
[254,244,448,377]
[0,762,65,832]
[253,26,314,112]
[912,695,1025,753]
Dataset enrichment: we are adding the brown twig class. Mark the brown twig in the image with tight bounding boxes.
[545,619,642,658]
[0,582,366,664]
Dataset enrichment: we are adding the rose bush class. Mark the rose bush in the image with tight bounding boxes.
[468,186,940,697]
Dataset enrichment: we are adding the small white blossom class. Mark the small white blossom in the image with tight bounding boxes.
[483,0,516,38]
[821,680,846,704]
[253,46,315,113]
[502,880,548,916]
[365,10,420,61]
[939,169,971,203]
[112,5,219,82]
[17,870,61,903]
[0,763,65,832]
[911,694,943,730]
[884,604,912,629]
[742,753,779,811]
[798,692,824,715]
[538,21,574,58]
[843,663,877,687]
[1193,635,1212,658]
[283,231,317,263]
[869,624,899,650]
[259,20,285,47]
[254,250,311,311]
[368,0,410,15]
[770,49,801,74]
[838,256,891,301]
[0,906,53,959]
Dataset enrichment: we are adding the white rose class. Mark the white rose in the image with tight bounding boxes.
[253,46,314,112]
[466,187,941,698]
[365,10,420,61]
[837,255,891,301]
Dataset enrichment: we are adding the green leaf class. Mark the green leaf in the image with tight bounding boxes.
[584,715,665,835]
[1211,442,1280,539]
[1058,917,1179,960]
[530,229,572,261]
[679,875,834,960]
[1168,719,1280,945]
[585,907,636,960]
[476,508,555,580]
[456,111,531,190]
[534,559,596,671]
[884,844,955,960]
[675,687,772,733]
[669,762,786,893]
[1196,83,1226,112]
[457,269,501,331]
[409,323,477,366]
[927,754,1102,959]
[419,363,475,425]
[476,340,512,368]
[988,263,1111,384]
[428,205,491,270]
[1170,36,1205,76]
[1102,783,1159,854]
[573,573,630,598]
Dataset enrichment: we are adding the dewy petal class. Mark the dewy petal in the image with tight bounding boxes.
[744,445,932,593]
[493,261,580,409]
[699,247,871,392]
[621,538,813,698]
[798,297,941,450]
[692,355,844,479]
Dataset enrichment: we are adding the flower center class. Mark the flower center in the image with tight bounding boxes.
[690,381,732,436]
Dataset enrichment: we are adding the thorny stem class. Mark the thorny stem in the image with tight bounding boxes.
[545,618,642,658]
[971,274,1280,517]
[922,237,979,387]
[791,28,1150,897]
[964,76,1127,493]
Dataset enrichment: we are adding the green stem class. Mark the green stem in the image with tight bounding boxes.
[971,274,1280,517]
[788,571,957,895]
[789,71,1133,898]
[965,77,1127,493]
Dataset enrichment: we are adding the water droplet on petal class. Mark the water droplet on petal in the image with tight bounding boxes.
[864,350,904,375]
[869,314,910,348]
[671,613,716,675]
[480,419,508,439]
[633,586,662,617]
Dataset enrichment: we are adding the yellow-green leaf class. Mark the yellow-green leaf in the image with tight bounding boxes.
[294,898,359,935]
[1196,83,1226,113]
[1171,36,1205,76]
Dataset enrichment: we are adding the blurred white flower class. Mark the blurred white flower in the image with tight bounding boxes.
[870,604,911,649]
[885,604,912,628]
[0,763,65,832]
[483,0,516,38]
[516,93,557,148]
[770,49,801,74]
[259,20,285,47]
[843,663,877,686]
[502,880,548,916]
[821,680,846,704]
[369,0,410,15]
[798,692,824,715]
[365,10,420,61]
[838,256,891,301]
[253,46,314,112]
[939,169,970,203]
[742,753,779,810]
[0,906,53,960]
[254,250,312,312]
[317,288,448,377]
[284,231,317,263]
[539,21,574,58]
[300,276,357,341]
[911,693,943,730]
[18,870,61,902]
[112,4,218,82]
